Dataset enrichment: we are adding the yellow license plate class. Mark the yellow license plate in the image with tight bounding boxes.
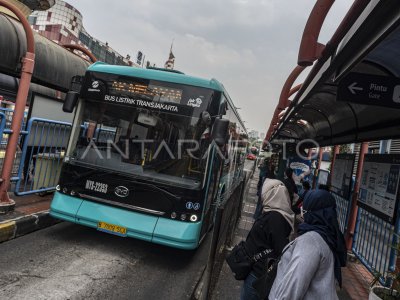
[97,221,127,237]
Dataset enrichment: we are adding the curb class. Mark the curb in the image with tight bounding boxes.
[0,210,61,243]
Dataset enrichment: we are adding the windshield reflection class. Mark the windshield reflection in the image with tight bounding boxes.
[68,99,213,187]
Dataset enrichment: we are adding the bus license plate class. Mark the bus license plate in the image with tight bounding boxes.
[97,221,127,237]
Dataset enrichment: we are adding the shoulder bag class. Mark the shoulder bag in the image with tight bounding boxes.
[226,241,273,280]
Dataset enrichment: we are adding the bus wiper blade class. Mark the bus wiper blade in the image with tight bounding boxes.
[134,181,181,201]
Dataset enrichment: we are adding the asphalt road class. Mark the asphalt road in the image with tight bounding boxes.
[0,221,211,300]
[0,159,255,300]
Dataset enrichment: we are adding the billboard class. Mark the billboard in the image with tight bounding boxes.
[358,154,400,224]
[331,153,356,199]
[317,169,329,187]
[288,157,311,185]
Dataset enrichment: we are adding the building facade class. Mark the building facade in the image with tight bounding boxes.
[28,0,135,66]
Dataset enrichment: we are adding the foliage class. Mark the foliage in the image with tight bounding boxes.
[370,232,400,299]
[328,144,352,171]
[339,144,351,153]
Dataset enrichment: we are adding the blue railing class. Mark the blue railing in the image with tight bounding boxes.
[95,127,116,143]
[0,112,6,137]
[0,108,27,179]
[14,118,72,196]
[352,206,400,286]
[0,107,27,130]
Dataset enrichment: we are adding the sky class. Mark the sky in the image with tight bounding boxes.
[67,0,353,138]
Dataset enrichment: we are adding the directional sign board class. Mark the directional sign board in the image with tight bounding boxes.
[337,72,400,108]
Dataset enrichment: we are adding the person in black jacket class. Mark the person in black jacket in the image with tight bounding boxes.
[240,179,294,300]
[291,180,311,215]
[283,167,298,203]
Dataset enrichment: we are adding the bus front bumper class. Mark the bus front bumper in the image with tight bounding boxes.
[50,192,201,250]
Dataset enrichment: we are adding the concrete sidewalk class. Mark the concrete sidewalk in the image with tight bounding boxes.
[0,193,58,243]
[211,170,360,299]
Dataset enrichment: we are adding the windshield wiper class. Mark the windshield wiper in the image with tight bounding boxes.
[133,180,182,201]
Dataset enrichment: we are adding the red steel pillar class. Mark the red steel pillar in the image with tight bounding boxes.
[345,142,369,250]
[329,145,340,186]
[0,0,35,213]
[298,0,334,66]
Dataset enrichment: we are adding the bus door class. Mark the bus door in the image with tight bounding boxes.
[200,149,222,237]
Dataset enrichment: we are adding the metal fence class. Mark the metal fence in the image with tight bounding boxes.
[0,111,6,139]
[331,193,352,233]
[352,206,400,285]
[0,107,27,180]
[14,118,72,196]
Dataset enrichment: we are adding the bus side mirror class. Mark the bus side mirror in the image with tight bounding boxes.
[219,99,227,115]
[63,91,79,113]
[211,118,229,147]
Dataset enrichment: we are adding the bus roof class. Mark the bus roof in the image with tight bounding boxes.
[87,62,225,91]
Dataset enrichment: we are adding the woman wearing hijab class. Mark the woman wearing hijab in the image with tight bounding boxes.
[241,179,294,300]
[268,189,347,300]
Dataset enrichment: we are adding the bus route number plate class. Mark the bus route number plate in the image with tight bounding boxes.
[97,221,127,237]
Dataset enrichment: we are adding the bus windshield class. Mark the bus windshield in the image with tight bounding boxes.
[66,72,219,188]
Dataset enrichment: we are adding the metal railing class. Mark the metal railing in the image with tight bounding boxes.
[352,207,399,285]
[0,112,6,138]
[331,193,352,234]
[15,118,71,196]
[0,108,27,179]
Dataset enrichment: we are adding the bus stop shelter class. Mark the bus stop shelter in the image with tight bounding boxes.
[266,0,400,290]
[270,1,400,146]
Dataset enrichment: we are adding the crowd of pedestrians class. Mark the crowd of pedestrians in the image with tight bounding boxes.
[233,158,347,300]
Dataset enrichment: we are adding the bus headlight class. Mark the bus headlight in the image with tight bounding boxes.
[62,187,68,194]
[190,215,198,222]
[171,212,177,219]
[180,214,187,221]
[56,185,61,191]
[70,190,76,196]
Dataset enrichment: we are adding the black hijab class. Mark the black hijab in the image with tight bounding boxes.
[298,190,347,287]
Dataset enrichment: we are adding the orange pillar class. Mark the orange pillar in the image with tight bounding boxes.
[298,0,334,66]
[345,142,369,250]
[329,145,340,186]
[0,0,35,212]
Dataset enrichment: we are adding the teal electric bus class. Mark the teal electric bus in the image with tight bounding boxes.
[50,62,247,249]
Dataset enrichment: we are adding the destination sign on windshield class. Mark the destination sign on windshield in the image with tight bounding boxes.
[82,71,217,118]
[111,81,182,104]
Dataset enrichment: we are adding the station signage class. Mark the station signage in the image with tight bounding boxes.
[358,154,400,224]
[331,154,355,200]
[337,72,400,108]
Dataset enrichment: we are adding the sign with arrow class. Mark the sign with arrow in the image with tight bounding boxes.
[337,72,400,108]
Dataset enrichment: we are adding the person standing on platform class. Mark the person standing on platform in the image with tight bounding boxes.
[269,189,347,300]
[241,179,294,300]
[283,167,298,203]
